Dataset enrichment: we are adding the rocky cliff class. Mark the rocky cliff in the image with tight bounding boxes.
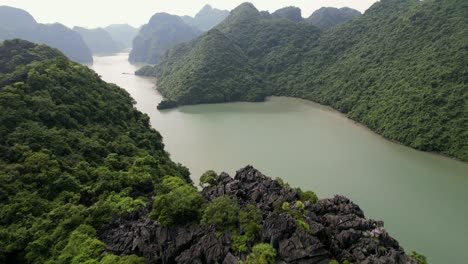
[100,166,419,264]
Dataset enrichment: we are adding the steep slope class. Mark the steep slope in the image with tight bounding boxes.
[0,39,189,263]
[181,4,230,31]
[0,6,93,63]
[138,3,321,104]
[104,24,138,50]
[307,7,361,28]
[0,5,37,31]
[102,166,422,264]
[140,0,468,161]
[129,13,201,64]
[74,26,121,54]
[293,0,468,160]
[156,29,266,108]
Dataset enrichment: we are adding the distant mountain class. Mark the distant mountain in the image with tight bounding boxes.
[138,0,468,161]
[104,24,138,50]
[307,7,361,28]
[74,26,121,54]
[0,5,36,31]
[129,13,201,64]
[0,6,92,63]
[271,6,303,22]
[181,4,230,31]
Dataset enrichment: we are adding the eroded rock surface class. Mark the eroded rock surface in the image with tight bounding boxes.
[100,166,418,264]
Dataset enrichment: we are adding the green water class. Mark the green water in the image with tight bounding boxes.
[91,53,468,264]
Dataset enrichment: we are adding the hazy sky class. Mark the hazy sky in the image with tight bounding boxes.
[0,0,378,28]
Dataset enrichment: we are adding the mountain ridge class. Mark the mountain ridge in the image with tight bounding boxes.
[0,6,93,63]
[137,0,468,161]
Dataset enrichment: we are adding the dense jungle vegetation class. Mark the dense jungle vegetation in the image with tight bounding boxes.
[0,39,190,263]
[138,0,468,161]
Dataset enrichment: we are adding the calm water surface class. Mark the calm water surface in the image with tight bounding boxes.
[91,53,468,264]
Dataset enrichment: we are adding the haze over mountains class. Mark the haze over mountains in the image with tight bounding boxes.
[138,0,468,161]
[104,24,139,50]
[73,25,139,54]
[129,5,231,64]
[73,26,121,55]
[181,4,230,31]
[0,6,93,63]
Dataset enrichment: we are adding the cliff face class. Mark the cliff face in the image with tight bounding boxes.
[101,166,418,264]
[129,13,201,64]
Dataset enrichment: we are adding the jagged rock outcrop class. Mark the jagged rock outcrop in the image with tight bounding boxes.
[100,166,418,264]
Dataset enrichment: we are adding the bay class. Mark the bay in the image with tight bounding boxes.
[90,53,468,264]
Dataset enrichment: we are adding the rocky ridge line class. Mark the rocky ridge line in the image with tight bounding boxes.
[100,166,418,264]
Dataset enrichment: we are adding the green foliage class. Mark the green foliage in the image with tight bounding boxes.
[232,233,250,253]
[151,182,205,226]
[52,225,144,264]
[157,176,188,194]
[231,204,263,253]
[154,29,267,105]
[201,196,240,230]
[56,225,105,264]
[100,254,146,264]
[239,204,262,239]
[199,170,218,188]
[329,260,340,264]
[281,202,290,211]
[146,0,468,161]
[246,243,277,264]
[411,251,428,264]
[295,201,305,210]
[306,7,361,29]
[300,190,318,205]
[274,177,290,188]
[297,219,310,232]
[0,40,190,263]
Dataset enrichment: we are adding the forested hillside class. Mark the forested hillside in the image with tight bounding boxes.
[0,6,93,63]
[138,0,468,161]
[306,7,361,28]
[0,39,190,263]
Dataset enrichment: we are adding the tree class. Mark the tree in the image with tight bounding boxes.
[201,196,240,230]
[246,243,277,264]
[199,170,217,188]
[151,184,205,226]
